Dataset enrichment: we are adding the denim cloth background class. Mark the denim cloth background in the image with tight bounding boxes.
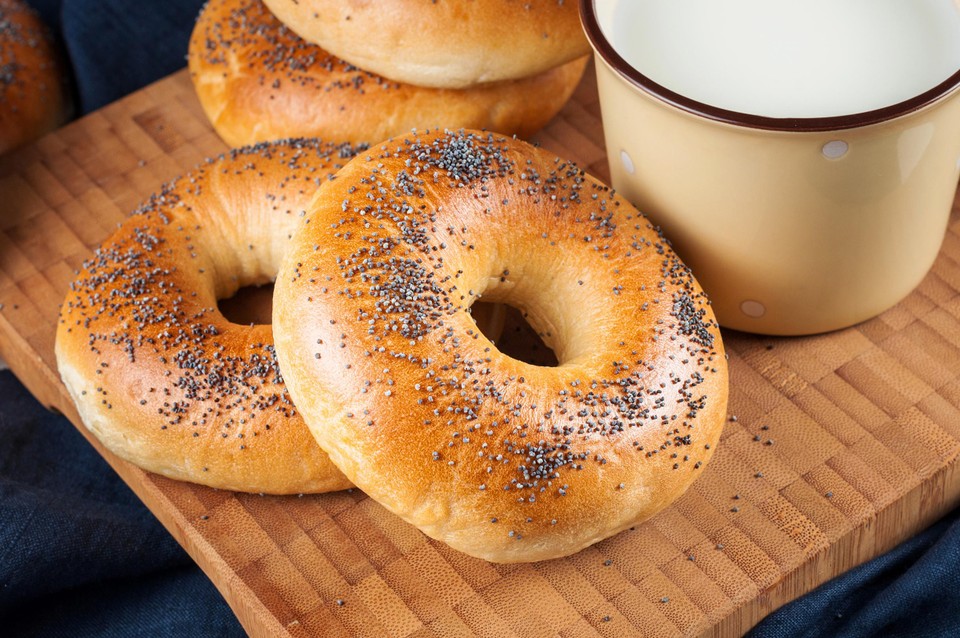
[3,1,960,635]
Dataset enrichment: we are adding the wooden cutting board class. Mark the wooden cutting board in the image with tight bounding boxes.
[2,64,960,637]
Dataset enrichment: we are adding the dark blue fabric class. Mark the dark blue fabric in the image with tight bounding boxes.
[23,0,59,34]
[747,511,960,638]
[60,0,205,114]
[7,1,960,635]
[0,370,243,636]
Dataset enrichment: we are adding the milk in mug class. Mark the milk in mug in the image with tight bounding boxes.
[596,0,960,118]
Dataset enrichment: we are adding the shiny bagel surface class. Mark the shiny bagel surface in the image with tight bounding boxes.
[0,0,69,153]
[273,130,729,561]
[188,0,588,147]
[260,0,590,88]
[55,139,362,494]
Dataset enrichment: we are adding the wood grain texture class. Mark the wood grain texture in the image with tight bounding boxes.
[2,63,960,637]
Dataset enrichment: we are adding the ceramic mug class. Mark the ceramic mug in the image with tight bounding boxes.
[581,0,960,335]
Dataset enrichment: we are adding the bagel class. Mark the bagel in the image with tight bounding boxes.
[188,0,588,147]
[273,130,729,562]
[54,139,365,494]
[0,0,70,154]
[260,0,590,89]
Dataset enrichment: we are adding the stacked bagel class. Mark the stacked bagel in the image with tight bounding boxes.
[57,130,729,563]
[188,0,590,146]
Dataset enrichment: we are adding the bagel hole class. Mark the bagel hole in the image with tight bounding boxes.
[217,290,558,364]
[483,304,559,367]
[218,283,274,326]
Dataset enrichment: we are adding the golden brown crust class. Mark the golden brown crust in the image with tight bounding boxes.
[54,139,367,494]
[0,0,69,154]
[260,0,590,88]
[273,130,729,561]
[188,0,588,147]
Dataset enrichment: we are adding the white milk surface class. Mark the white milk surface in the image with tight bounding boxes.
[598,0,960,118]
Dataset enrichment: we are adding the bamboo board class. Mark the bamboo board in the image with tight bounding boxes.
[2,65,960,637]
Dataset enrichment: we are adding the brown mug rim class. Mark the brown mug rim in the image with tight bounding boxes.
[580,0,960,133]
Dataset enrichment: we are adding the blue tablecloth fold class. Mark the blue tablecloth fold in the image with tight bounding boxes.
[0,370,243,635]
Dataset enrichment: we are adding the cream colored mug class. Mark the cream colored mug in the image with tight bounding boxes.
[581,0,960,335]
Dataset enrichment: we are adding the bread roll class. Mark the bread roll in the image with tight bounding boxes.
[260,0,590,88]
[56,139,363,494]
[0,0,70,154]
[189,0,588,146]
[273,130,729,561]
